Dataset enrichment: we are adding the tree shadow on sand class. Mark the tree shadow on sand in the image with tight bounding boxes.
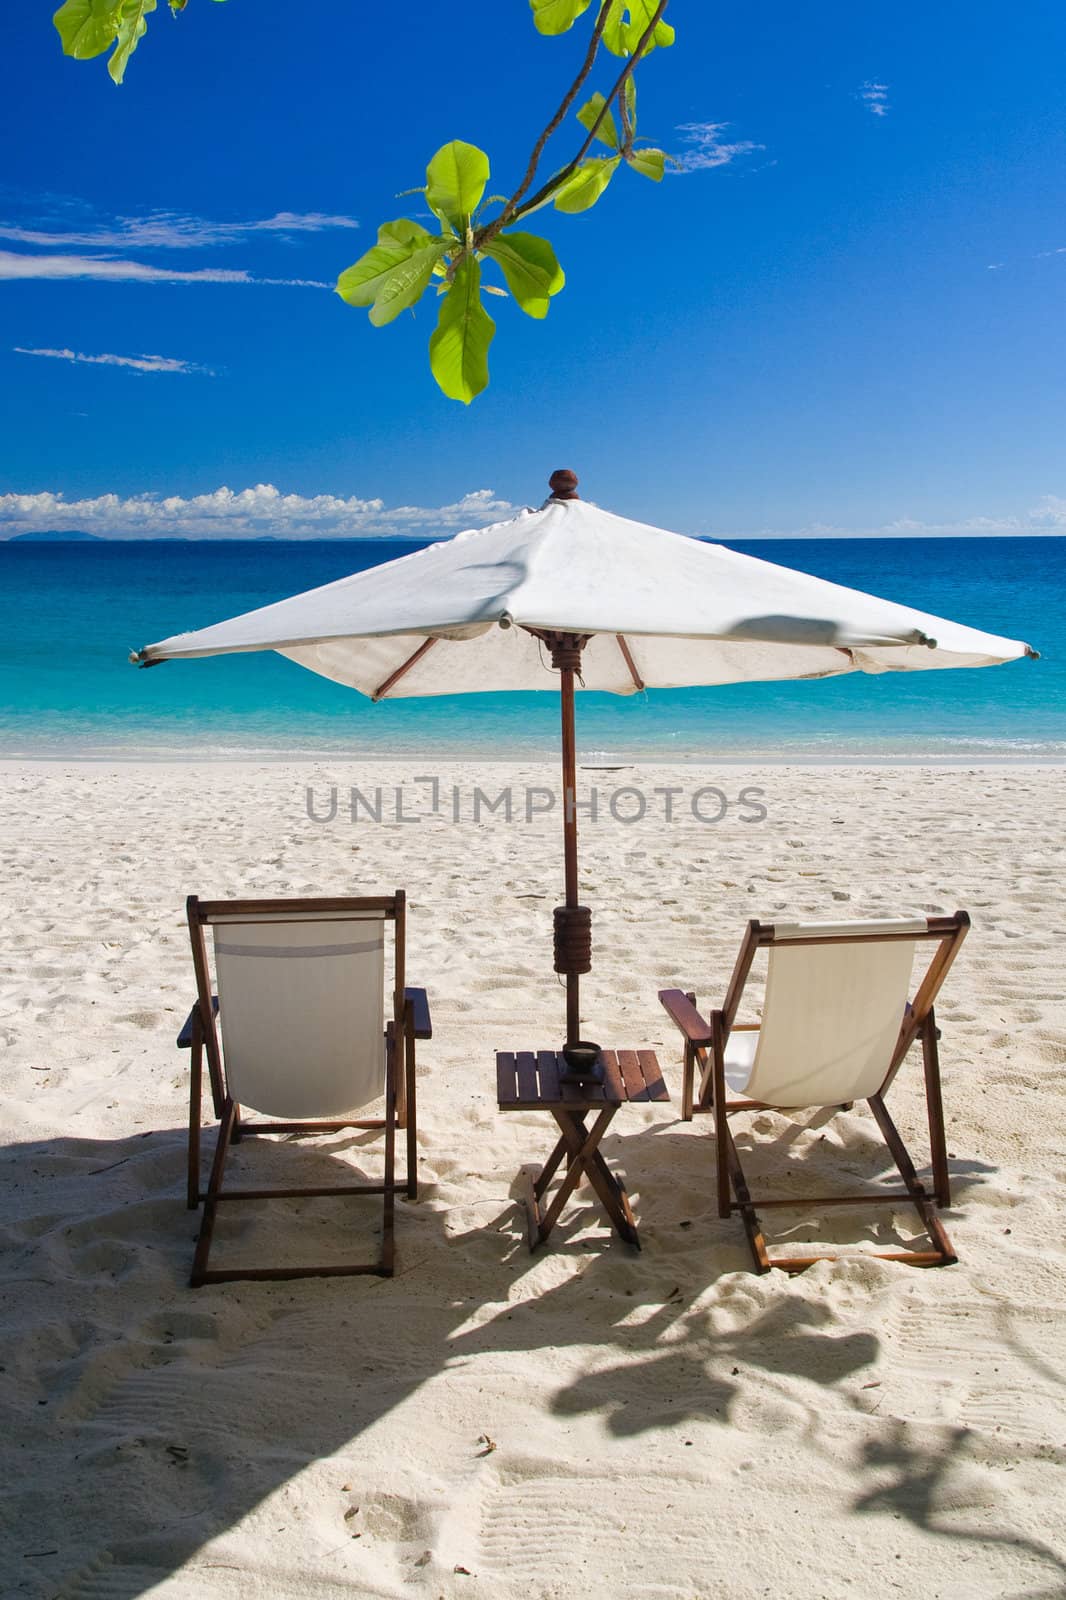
[0,1109,1021,1600]
[853,1420,1066,1593]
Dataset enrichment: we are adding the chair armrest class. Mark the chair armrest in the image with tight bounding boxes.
[405,986,432,1040]
[658,989,713,1046]
[177,995,217,1049]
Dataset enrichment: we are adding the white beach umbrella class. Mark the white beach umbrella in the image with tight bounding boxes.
[134,471,1036,1066]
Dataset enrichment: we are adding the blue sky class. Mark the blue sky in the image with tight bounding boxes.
[1,0,1064,539]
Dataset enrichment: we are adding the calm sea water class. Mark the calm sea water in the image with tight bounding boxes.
[0,536,1061,761]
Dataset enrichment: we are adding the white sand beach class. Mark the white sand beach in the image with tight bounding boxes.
[2,758,1065,1600]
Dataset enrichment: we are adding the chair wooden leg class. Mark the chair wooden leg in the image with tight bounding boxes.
[395,1027,408,1131]
[711,1015,731,1219]
[921,1009,951,1208]
[681,992,697,1120]
[721,1119,771,1273]
[188,1013,417,1285]
[187,1019,203,1210]
[381,1030,397,1277]
[868,1094,956,1265]
[714,1096,956,1274]
[404,1011,418,1200]
[190,1098,237,1286]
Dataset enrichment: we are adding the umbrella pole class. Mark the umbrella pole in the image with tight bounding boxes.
[546,633,593,1056]
[560,657,580,1044]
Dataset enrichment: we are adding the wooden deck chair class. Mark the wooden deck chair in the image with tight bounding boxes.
[659,911,970,1273]
[179,892,432,1287]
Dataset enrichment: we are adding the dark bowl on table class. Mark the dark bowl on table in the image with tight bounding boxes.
[560,1040,604,1083]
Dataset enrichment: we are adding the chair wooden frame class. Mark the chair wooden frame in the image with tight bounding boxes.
[180,892,432,1287]
[659,911,970,1273]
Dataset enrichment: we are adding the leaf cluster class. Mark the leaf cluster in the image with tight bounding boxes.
[53,0,226,84]
[52,0,675,402]
[336,5,674,401]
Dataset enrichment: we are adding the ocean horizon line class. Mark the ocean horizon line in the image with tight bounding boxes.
[5,530,1066,544]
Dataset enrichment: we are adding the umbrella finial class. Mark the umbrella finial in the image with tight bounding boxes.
[549,469,580,500]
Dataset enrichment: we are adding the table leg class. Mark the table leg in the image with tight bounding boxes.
[523,1108,640,1251]
[533,1131,569,1201]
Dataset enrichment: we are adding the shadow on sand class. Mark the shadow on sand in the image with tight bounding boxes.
[3,1113,1057,1600]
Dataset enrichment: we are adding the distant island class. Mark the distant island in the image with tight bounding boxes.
[9,530,104,542]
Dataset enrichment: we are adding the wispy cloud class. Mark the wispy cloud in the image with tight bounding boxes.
[715,496,1066,539]
[0,250,329,288]
[673,122,765,173]
[860,82,889,117]
[14,346,211,375]
[0,210,359,252]
[0,485,517,540]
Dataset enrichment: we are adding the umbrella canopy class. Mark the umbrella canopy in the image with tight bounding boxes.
[135,487,1035,693]
[134,473,1036,1064]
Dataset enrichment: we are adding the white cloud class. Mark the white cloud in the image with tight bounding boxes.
[6,485,1060,542]
[0,484,518,540]
[1030,494,1066,527]
[722,501,1065,538]
[14,346,211,375]
[860,82,889,117]
[673,122,764,173]
[0,210,359,251]
[0,249,329,288]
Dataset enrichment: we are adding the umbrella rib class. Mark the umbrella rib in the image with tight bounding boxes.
[371,637,438,701]
[615,634,646,692]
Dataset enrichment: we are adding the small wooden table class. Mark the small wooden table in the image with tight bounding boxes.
[496,1049,669,1251]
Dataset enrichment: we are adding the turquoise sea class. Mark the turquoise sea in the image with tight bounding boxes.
[0,536,1061,761]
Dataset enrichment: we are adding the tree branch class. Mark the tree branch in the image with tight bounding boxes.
[505,0,669,225]
[617,83,633,151]
[480,3,610,246]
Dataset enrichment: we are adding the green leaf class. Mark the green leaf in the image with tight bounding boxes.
[377,218,434,248]
[551,156,621,214]
[368,241,451,327]
[425,141,489,234]
[529,0,592,36]
[624,74,637,131]
[337,231,445,309]
[483,231,564,320]
[576,92,618,151]
[429,255,495,404]
[54,0,124,60]
[625,146,665,180]
[108,0,156,84]
[602,0,676,57]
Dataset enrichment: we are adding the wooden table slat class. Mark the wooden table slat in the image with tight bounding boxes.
[496,1051,517,1106]
[537,1049,561,1101]
[617,1049,645,1101]
[636,1048,670,1103]
[515,1051,539,1103]
[599,1050,626,1102]
[496,1050,668,1111]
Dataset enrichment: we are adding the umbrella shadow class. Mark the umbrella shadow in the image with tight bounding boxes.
[2,1125,471,1598]
[0,1112,1012,1600]
[5,1114,865,1596]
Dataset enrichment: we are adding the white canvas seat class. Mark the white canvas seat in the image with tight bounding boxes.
[212,913,387,1119]
[660,912,970,1272]
[180,893,431,1287]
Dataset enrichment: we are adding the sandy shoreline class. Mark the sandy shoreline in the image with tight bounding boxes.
[3,759,1065,1598]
